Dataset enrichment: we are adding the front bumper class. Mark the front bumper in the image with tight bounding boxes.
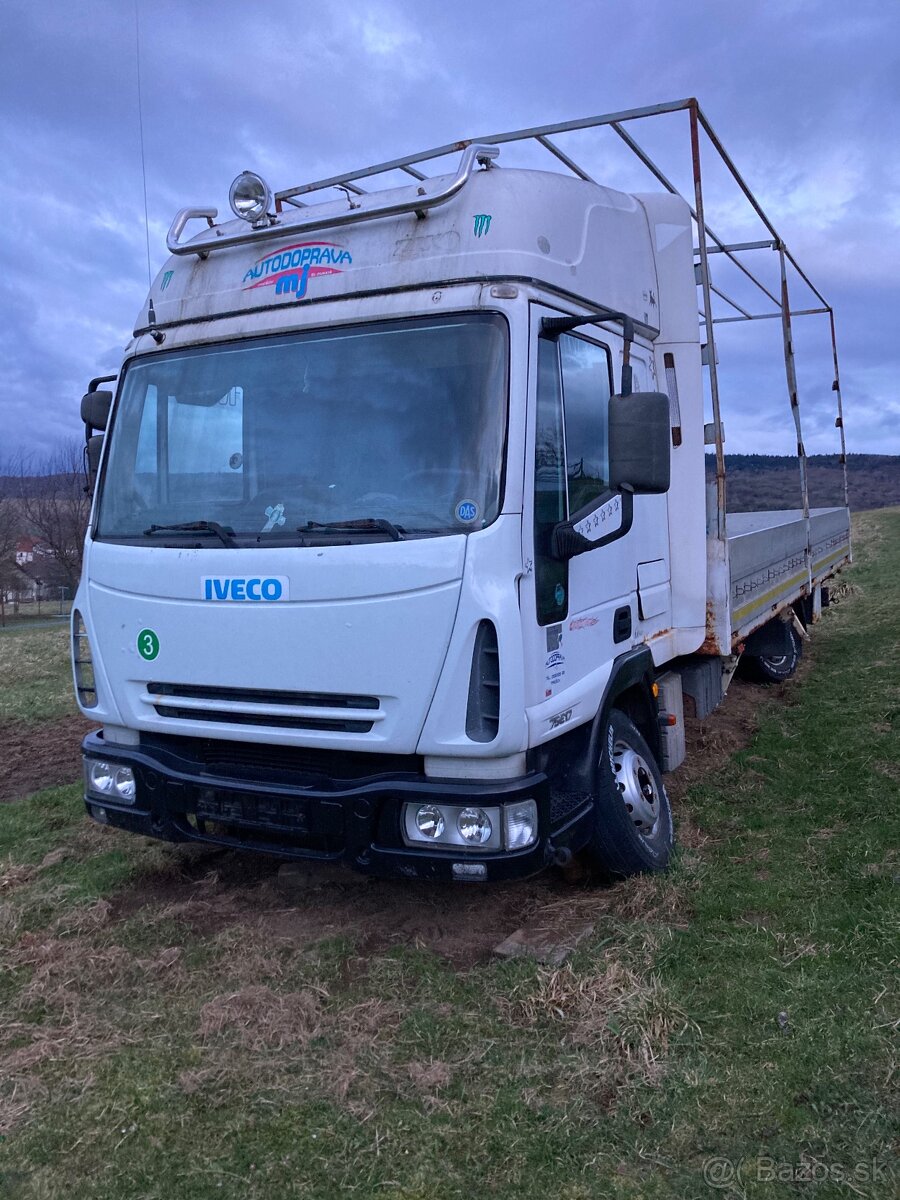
[80,731,592,881]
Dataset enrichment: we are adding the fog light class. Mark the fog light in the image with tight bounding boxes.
[458,807,492,845]
[415,805,444,839]
[113,766,136,803]
[505,799,538,850]
[229,170,272,225]
[87,759,114,795]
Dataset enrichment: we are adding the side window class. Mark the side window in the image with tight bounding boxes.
[533,339,568,626]
[559,334,612,516]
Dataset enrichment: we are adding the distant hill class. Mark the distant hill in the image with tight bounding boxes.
[707,454,900,512]
[5,455,899,514]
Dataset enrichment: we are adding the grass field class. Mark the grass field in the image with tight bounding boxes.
[0,510,896,1199]
[0,625,75,723]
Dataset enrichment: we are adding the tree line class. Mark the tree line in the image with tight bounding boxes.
[0,441,91,617]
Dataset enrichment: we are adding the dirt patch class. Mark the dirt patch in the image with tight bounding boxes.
[0,714,98,803]
[96,674,787,970]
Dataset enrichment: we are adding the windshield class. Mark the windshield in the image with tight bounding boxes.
[96,314,508,544]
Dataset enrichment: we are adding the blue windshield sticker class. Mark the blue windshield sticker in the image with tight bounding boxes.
[262,503,286,532]
[456,500,478,523]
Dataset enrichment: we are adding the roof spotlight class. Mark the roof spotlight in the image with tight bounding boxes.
[229,171,273,226]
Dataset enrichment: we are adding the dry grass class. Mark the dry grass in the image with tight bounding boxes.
[199,984,324,1051]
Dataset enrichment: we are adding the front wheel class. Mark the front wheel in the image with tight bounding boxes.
[585,709,674,877]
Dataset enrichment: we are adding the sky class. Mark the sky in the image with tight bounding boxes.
[1,0,898,464]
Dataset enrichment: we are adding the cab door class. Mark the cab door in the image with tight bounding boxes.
[521,305,670,719]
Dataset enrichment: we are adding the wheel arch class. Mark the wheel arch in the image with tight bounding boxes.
[596,646,660,763]
[529,646,662,833]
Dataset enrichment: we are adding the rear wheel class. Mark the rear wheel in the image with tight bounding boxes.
[742,620,802,683]
[585,709,673,877]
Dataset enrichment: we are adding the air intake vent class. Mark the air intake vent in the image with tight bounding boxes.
[142,682,381,734]
[466,620,500,743]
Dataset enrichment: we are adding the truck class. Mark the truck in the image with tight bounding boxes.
[73,99,851,882]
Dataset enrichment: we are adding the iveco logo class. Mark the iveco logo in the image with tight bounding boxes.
[201,576,289,602]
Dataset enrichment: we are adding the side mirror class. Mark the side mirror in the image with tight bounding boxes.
[81,390,113,432]
[608,392,671,494]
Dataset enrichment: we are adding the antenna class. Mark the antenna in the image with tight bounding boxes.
[135,0,152,289]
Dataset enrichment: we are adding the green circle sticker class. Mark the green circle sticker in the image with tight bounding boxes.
[137,628,160,661]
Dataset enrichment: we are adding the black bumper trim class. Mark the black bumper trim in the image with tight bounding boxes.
[81,732,592,881]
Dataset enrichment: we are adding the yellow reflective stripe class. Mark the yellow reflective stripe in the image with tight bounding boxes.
[731,545,849,626]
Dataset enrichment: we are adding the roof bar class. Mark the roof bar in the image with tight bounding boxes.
[700,239,778,254]
[275,98,694,204]
[535,134,595,182]
[713,307,830,323]
[709,283,754,318]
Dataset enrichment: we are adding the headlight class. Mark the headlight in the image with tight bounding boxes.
[457,807,492,845]
[402,801,536,852]
[114,767,136,802]
[229,171,272,225]
[85,759,136,805]
[414,805,445,839]
[87,759,113,794]
[72,610,97,708]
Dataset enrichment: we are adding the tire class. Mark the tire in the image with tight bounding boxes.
[585,709,674,877]
[742,621,802,683]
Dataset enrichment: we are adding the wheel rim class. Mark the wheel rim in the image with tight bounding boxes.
[611,739,661,836]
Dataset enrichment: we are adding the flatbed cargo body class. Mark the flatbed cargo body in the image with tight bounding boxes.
[725,507,851,644]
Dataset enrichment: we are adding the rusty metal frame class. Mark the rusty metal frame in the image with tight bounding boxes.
[272,99,848,539]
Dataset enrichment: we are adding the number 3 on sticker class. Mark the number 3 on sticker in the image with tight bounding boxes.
[137,628,160,661]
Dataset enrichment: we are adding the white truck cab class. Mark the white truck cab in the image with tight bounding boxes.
[73,108,850,881]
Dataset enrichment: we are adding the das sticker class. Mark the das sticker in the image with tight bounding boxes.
[456,499,478,523]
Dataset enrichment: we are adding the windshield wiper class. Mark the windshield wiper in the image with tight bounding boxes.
[143,521,238,547]
[298,518,404,542]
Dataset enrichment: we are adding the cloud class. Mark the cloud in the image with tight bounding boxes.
[0,0,897,457]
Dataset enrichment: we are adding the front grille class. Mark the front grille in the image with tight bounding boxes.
[149,682,379,709]
[139,732,423,784]
[145,681,380,734]
[549,790,590,826]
